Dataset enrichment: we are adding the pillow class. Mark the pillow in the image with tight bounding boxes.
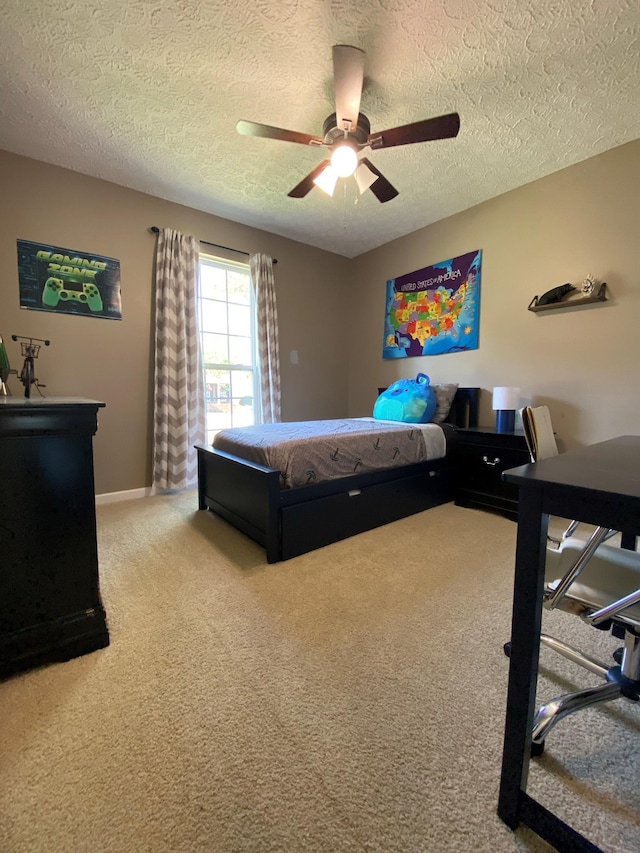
[373,373,437,424]
[430,383,459,424]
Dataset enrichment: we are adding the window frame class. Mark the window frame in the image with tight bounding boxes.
[198,253,261,442]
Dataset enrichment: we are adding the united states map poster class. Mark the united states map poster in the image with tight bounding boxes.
[382,249,481,358]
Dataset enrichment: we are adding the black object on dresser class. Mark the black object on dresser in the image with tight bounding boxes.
[453,426,530,521]
[0,397,109,678]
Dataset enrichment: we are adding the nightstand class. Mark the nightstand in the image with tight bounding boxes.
[453,426,530,521]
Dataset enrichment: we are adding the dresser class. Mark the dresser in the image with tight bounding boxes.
[0,397,109,677]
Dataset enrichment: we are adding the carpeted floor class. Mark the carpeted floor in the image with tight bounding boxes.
[0,493,638,852]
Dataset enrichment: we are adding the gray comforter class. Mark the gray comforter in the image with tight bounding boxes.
[212,418,447,488]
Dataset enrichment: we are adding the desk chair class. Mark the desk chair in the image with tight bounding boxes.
[520,406,583,545]
[531,536,640,750]
[507,407,627,751]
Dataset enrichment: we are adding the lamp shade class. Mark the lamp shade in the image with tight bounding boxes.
[313,164,338,197]
[492,386,520,411]
[355,161,379,194]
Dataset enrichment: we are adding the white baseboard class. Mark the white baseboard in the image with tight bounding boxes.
[96,487,153,505]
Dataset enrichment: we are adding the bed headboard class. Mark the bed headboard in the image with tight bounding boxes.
[376,386,480,429]
[446,387,480,428]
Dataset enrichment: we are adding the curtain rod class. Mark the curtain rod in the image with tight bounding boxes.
[149,227,277,263]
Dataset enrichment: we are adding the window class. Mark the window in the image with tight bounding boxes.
[199,255,260,443]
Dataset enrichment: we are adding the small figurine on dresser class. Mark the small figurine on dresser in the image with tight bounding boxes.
[11,334,50,398]
[0,333,10,395]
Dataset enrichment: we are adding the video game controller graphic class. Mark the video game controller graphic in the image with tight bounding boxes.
[42,277,103,312]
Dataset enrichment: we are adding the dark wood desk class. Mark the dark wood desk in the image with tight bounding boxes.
[497,436,640,852]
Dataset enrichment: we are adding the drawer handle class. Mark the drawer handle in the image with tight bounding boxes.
[482,455,501,466]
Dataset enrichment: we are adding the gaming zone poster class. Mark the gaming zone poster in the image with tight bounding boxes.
[17,239,122,320]
[382,249,481,358]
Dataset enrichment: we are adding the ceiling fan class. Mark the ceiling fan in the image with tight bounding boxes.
[236,44,460,203]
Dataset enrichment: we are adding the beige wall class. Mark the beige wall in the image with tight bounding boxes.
[0,151,350,494]
[348,140,640,452]
[2,141,638,496]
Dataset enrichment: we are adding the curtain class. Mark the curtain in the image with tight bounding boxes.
[152,229,206,490]
[250,253,281,423]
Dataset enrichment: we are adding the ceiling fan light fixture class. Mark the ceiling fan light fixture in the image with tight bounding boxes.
[239,46,459,204]
[313,164,338,196]
[355,161,379,194]
[330,144,358,177]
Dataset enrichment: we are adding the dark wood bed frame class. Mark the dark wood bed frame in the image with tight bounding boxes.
[197,387,480,563]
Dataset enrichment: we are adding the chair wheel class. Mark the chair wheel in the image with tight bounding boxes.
[613,647,624,665]
[503,642,512,658]
[531,740,545,757]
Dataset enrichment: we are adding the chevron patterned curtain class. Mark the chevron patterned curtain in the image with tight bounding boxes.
[250,253,281,423]
[152,229,206,490]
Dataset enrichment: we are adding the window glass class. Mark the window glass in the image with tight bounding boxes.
[231,396,255,428]
[200,299,227,335]
[199,256,259,443]
[227,270,250,304]
[202,332,228,366]
[228,335,252,366]
[228,302,249,337]
[200,264,226,300]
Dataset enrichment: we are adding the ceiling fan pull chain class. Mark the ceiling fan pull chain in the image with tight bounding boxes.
[343,181,348,229]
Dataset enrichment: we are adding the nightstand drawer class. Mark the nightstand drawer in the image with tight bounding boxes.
[456,443,528,498]
[453,427,530,521]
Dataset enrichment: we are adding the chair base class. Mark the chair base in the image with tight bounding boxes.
[504,632,640,751]
[533,633,640,747]
[539,632,609,678]
[532,681,622,744]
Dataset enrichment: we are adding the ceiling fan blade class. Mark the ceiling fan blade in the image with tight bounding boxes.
[237,120,323,147]
[360,158,398,203]
[288,160,331,198]
[369,112,460,149]
[332,45,365,132]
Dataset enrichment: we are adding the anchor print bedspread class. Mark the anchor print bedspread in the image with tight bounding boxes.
[212,418,447,488]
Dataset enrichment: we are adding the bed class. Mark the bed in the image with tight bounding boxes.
[197,387,479,563]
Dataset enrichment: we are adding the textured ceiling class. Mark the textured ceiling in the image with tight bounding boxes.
[1,0,639,258]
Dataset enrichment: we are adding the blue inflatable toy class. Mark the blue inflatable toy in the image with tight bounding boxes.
[373,373,437,424]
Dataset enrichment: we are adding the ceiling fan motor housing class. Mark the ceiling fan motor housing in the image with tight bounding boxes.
[323,112,371,147]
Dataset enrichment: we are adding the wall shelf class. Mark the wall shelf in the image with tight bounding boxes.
[528,283,608,313]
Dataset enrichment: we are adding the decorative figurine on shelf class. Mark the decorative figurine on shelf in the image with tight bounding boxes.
[532,282,576,307]
[11,335,50,399]
[528,275,605,310]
